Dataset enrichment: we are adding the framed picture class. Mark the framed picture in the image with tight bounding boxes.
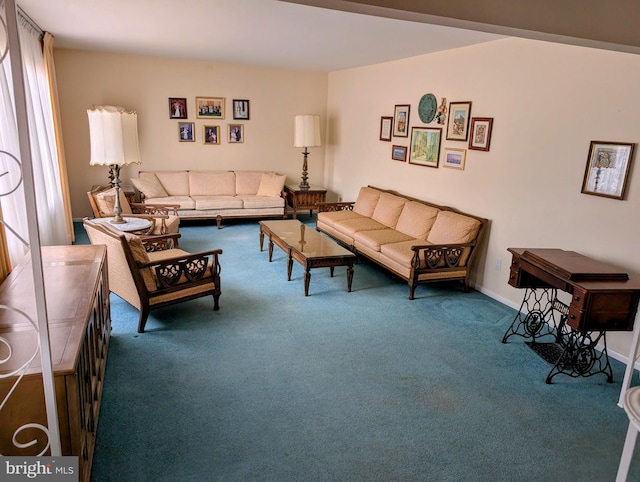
[446,101,472,141]
[391,145,407,162]
[468,117,493,151]
[233,99,250,120]
[409,127,442,168]
[443,147,467,170]
[178,122,194,142]
[581,141,635,200]
[380,116,393,141]
[169,97,187,119]
[203,125,220,145]
[393,104,410,137]
[228,124,244,143]
[196,96,225,119]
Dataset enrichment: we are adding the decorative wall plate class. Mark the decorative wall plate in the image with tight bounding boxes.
[418,93,437,124]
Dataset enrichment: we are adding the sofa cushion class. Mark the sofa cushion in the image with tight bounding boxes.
[192,196,243,210]
[189,171,236,196]
[131,174,168,199]
[333,217,387,237]
[395,201,440,240]
[149,171,190,196]
[237,195,285,209]
[379,240,427,268]
[371,193,406,228]
[145,196,195,210]
[354,229,415,252]
[353,187,381,217]
[236,171,266,195]
[122,232,149,264]
[317,210,363,228]
[427,211,481,245]
[257,173,286,197]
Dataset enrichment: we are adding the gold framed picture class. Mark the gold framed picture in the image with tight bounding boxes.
[196,96,225,119]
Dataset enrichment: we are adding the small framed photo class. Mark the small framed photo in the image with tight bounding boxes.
[468,117,493,151]
[233,99,250,120]
[228,124,244,143]
[196,96,225,119]
[178,122,194,142]
[393,104,410,137]
[380,116,393,141]
[203,125,220,145]
[581,141,635,200]
[169,97,187,119]
[446,101,472,141]
[409,127,442,168]
[391,145,407,162]
[443,147,467,170]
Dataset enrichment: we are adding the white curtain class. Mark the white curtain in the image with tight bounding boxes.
[0,7,67,265]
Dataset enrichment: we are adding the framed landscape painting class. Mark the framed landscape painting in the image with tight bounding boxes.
[446,101,472,141]
[391,145,407,162]
[196,96,225,119]
[409,127,441,168]
[443,147,466,170]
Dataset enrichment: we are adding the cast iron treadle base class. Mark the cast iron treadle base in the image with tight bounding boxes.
[526,342,563,365]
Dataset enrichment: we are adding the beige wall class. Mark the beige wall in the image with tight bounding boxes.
[325,37,640,358]
[54,49,328,219]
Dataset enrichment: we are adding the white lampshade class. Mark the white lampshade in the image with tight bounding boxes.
[294,115,321,148]
[87,105,141,166]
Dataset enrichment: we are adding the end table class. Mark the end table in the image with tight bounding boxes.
[284,184,327,219]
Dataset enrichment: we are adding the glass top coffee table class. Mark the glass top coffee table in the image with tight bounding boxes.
[259,219,356,296]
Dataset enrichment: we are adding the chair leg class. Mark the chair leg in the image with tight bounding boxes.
[213,293,220,311]
[616,422,639,482]
[138,307,150,333]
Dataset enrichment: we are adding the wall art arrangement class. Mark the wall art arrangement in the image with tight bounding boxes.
[379,93,495,168]
[581,141,635,200]
[169,97,249,143]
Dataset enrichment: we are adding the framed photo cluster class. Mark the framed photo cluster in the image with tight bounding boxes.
[169,97,249,143]
[380,98,494,167]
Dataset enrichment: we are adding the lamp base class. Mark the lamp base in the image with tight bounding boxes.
[299,147,310,190]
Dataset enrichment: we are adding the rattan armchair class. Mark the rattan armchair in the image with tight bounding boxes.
[83,218,222,333]
[87,185,180,236]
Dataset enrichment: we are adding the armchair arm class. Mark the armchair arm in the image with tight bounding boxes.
[317,201,355,213]
[137,249,223,290]
[140,233,181,251]
[410,242,477,269]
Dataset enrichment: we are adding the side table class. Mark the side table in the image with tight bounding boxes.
[93,216,153,234]
[284,184,327,219]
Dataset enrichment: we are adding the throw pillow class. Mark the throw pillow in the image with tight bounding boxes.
[131,174,169,199]
[257,173,286,197]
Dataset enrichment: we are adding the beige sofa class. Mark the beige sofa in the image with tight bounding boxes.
[131,170,287,228]
[317,186,488,299]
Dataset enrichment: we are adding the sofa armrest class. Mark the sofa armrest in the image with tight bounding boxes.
[317,201,355,213]
[410,242,477,269]
[131,203,179,216]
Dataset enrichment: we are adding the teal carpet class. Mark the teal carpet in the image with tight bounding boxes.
[75,218,639,481]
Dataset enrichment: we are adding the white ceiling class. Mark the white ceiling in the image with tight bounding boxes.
[16,0,504,72]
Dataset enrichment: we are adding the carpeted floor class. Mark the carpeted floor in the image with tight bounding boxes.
[76,218,639,481]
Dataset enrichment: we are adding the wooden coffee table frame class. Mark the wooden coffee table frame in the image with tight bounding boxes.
[259,220,355,296]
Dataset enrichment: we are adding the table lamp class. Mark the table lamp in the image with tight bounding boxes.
[87,105,141,223]
[294,114,321,190]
